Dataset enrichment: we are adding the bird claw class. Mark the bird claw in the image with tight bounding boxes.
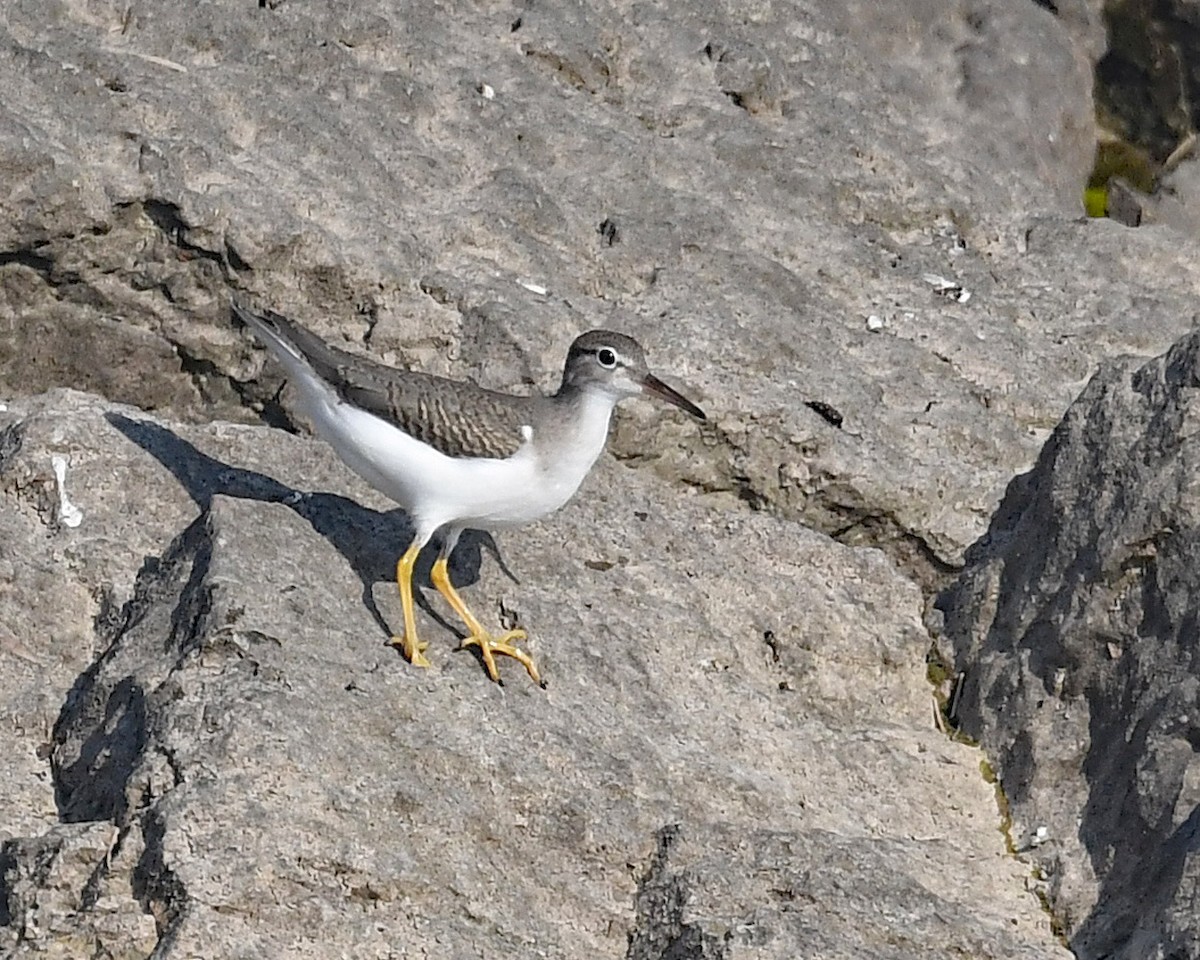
[460,630,539,684]
[392,634,431,668]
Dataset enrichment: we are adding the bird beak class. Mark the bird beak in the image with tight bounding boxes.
[641,373,707,421]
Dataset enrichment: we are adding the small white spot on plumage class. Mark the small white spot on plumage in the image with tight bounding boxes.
[521,424,534,442]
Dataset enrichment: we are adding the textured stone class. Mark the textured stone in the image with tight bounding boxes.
[1,0,1196,957]
[0,390,1064,958]
[0,0,1174,584]
[941,330,1200,959]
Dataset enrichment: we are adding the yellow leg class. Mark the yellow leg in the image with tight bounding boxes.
[429,557,540,684]
[391,542,430,668]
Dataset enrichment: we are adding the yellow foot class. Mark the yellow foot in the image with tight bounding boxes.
[391,634,431,669]
[460,629,540,685]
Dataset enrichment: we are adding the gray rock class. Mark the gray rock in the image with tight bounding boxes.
[0,0,1177,585]
[941,329,1200,959]
[0,0,1197,956]
[0,821,159,959]
[0,390,1065,958]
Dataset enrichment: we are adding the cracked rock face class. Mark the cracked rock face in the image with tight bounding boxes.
[0,391,1064,957]
[942,330,1200,959]
[4,0,1193,584]
[0,0,1197,957]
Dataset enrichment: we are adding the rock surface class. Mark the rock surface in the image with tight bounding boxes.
[0,0,1197,957]
[4,0,1186,581]
[941,330,1200,960]
[2,390,1060,958]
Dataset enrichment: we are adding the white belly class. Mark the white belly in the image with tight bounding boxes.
[298,388,610,536]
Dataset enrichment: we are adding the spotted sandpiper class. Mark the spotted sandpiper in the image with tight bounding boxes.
[232,298,706,683]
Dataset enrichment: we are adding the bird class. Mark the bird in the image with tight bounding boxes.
[231,297,706,683]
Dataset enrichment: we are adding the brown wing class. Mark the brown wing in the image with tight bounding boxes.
[249,307,536,460]
[338,370,536,460]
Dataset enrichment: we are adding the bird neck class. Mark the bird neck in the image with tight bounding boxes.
[545,382,618,466]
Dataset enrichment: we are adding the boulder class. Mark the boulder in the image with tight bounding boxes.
[942,329,1200,959]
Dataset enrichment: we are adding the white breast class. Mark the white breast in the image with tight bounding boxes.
[525,389,615,517]
[294,377,615,535]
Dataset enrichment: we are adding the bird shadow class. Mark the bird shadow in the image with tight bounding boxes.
[104,412,505,645]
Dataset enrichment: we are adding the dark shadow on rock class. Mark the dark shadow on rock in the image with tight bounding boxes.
[0,840,17,926]
[103,412,497,642]
[627,824,728,960]
[50,513,209,824]
[52,675,147,824]
[132,808,188,950]
[1071,644,1200,958]
[935,342,1200,957]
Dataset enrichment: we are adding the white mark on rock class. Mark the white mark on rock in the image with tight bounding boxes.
[117,50,188,73]
[922,273,971,303]
[518,279,548,296]
[51,456,84,528]
[866,314,885,332]
[480,83,495,100]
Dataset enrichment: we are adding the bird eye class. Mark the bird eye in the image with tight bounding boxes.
[597,347,618,368]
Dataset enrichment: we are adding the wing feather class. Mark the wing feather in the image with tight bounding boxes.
[238,303,536,460]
